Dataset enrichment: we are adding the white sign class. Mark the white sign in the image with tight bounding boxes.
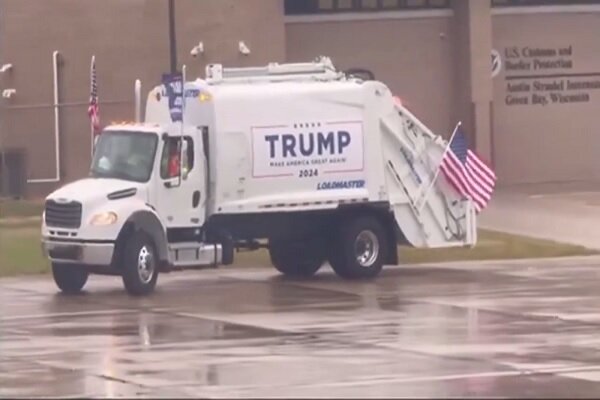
[492,49,502,78]
[251,121,364,179]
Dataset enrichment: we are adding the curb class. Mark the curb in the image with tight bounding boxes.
[479,223,600,252]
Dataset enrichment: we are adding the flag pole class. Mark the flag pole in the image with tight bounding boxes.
[89,55,96,157]
[180,64,186,185]
[88,55,98,159]
[417,121,461,214]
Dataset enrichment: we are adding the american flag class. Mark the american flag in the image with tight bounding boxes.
[439,126,497,213]
[88,56,100,137]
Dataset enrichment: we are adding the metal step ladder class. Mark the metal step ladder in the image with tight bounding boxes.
[383,100,476,248]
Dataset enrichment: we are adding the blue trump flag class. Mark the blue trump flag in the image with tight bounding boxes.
[161,72,183,122]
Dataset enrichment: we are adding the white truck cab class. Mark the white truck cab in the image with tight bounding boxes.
[41,57,476,296]
[42,122,217,295]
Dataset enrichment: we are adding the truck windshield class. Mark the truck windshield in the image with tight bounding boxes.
[90,131,158,182]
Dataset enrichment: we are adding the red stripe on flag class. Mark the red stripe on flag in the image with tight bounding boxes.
[467,150,496,180]
[440,142,497,213]
[441,153,471,198]
[465,161,494,193]
[467,150,495,178]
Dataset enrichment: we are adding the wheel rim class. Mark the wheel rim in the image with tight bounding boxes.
[354,230,379,268]
[137,245,155,284]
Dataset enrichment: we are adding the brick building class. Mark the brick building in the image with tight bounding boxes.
[1,0,599,198]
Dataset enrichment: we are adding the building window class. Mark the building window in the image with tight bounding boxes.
[284,0,450,15]
[492,0,600,6]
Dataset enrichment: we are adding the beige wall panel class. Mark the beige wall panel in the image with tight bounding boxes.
[174,0,286,81]
[286,16,457,136]
[492,11,600,184]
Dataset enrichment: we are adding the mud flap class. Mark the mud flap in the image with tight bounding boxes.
[221,235,235,265]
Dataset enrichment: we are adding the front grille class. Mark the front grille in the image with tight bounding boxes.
[45,200,82,229]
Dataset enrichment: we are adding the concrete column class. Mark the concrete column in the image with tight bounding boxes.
[452,0,493,162]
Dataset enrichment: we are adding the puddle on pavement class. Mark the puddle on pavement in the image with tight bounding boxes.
[21,312,292,346]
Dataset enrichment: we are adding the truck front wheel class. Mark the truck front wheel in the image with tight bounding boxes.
[269,237,326,278]
[120,231,159,296]
[329,215,389,279]
[52,263,89,294]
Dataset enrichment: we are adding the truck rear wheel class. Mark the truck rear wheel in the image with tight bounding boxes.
[121,231,159,296]
[269,236,326,278]
[329,215,389,279]
[52,263,89,294]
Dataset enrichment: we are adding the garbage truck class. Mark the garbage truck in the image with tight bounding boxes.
[40,57,477,296]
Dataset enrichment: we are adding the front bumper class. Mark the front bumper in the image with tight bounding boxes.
[41,238,115,266]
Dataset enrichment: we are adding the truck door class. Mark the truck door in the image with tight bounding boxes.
[155,132,207,232]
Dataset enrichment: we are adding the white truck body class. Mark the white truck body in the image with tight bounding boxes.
[41,57,476,296]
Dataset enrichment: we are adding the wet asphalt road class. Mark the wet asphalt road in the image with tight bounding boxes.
[3,257,600,398]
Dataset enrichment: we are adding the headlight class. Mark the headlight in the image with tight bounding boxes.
[90,211,118,226]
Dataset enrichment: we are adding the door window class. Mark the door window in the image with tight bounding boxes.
[160,137,194,179]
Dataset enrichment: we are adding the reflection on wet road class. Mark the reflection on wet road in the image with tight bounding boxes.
[3,256,600,398]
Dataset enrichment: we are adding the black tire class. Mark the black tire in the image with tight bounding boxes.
[269,236,327,278]
[52,263,89,294]
[120,231,159,296]
[328,215,389,280]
